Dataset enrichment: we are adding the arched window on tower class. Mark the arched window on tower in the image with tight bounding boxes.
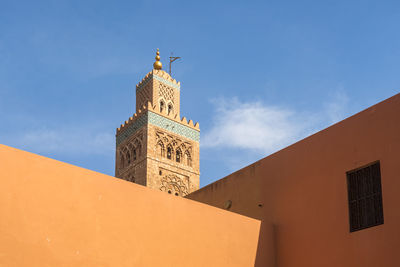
[167,146,172,160]
[120,153,125,169]
[138,143,142,157]
[168,104,173,115]
[134,140,142,157]
[160,100,165,113]
[133,149,137,161]
[185,150,192,167]
[157,141,165,157]
[176,149,181,163]
[126,151,131,165]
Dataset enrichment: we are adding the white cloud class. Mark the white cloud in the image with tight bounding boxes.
[202,98,317,155]
[202,92,350,156]
[324,90,349,124]
[7,126,114,156]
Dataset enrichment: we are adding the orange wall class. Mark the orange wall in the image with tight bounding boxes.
[187,93,400,267]
[0,145,260,267]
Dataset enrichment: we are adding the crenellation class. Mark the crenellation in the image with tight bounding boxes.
[136,70,180,94]
[117,108,199,136]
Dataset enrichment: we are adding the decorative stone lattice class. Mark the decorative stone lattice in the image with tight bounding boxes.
[137,84,151,110]
[158,83,174,103]
[155,130,193,166]
[159,174,188,196]
[123,171,135,183]
[117,131,144,176]
[136,71,180,93]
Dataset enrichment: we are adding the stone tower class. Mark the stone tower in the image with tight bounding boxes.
[115,49,200,196]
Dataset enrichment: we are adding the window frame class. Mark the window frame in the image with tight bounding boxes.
[346,161,384,232]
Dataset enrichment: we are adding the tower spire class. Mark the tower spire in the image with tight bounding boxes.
[153,48,162,70]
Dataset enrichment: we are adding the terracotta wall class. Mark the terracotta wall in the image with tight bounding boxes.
[0,144,260,267]
[187,93,400,267]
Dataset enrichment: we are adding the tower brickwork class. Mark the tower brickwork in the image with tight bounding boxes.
[115,51,200,196]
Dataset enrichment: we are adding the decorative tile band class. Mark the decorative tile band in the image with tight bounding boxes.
[136,74,180,92]
[148,112,199,142]
[153,75,180,90]
[116,113,148,146]
[116,111,199,146]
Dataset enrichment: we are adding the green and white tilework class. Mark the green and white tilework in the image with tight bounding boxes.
[136,74,180,93]
[117,111,199,145]
[116,113,148,145]
[148,112,199,141]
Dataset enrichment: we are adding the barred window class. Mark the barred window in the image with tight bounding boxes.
[347,161,384,232]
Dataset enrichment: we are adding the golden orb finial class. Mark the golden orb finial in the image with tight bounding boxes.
[153,48,162,70]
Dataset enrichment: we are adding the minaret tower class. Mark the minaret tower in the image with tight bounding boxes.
[115,49,200,196]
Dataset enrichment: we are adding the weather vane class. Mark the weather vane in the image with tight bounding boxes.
[169,52,181,75]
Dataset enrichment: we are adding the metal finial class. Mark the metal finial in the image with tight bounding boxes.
[153,48,162,70]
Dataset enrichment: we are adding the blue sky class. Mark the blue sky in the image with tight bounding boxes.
[1,0,399,187]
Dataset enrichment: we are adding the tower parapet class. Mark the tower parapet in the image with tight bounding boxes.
[136,69,180,92]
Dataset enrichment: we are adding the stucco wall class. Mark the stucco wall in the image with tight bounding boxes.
[0,144,260,267]
[187,93,400,267]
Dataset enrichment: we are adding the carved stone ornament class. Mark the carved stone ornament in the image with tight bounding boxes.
[159,174,188,196]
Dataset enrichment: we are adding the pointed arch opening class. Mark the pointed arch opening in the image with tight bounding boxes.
[167,145,173,160]
[160,100,165,113]
[176,149,181,163]
[126,150,131,165]
[134,139,142,157]
[185,150,192,167]
[167,103,173,115]
[157,141,165,157]
[120,152,125,169]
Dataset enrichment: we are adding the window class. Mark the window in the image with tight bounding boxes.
[168,104,173,115]
[347,161,384,232]
[126,151,131,164]
[160,101,165,113]
[120,154,125,168]
[167,146,172,160]
[185,151,192,167]
[176,150,181,163]
[133,149,137,161]
[157,141,165,157]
